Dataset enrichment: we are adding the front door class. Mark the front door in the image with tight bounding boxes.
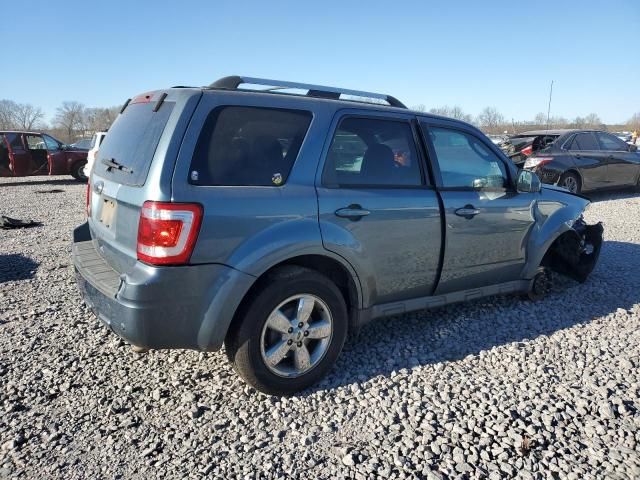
[565,132,607,190]
[595,131,640,187]
[43,134,67,174]
[421,122,536,294]
[317,113,442,305]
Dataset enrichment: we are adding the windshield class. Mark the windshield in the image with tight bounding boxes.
[94,100,174,186]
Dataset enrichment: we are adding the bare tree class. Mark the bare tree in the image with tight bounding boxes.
[53,101,85,142]
[429,105,474,123]
[534,112,547,126]
[584,113,601,127]
[0,100,17,129]
[477,107,505,132]
[0,100,45,130]
[628,112,640,131]
[84,106,120,132]
[411,104,426,112]
[13,103,45,130]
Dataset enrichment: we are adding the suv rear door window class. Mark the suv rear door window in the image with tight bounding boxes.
[426,126,508,189]
[323,117,422,187]
[190,106,312,186]
[94,100,174,186]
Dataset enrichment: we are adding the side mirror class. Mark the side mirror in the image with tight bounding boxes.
[630,144,638,152]
[516,169,541,193]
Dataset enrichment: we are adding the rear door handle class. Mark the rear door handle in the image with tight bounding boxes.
[335,204,370,221]
[455,205,480,219]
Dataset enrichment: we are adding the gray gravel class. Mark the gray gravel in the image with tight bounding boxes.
[1,175,640,479]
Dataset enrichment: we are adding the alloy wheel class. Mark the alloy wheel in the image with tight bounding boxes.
[259,294,333,378]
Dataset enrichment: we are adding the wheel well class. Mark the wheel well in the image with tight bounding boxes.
[226,255,360,342]
[562,169,582,186]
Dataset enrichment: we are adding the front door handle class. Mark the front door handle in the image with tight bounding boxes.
[455,205,480,219]
[335,204,370,221]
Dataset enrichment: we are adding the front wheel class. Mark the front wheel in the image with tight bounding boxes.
[559,171,581,194]
[225,266,348,395]
[71,161,88,182]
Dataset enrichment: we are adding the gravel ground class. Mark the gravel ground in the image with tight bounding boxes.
[1,175,640,479]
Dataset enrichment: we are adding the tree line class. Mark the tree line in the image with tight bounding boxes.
[0,99,120,144]
[412,104,640,135]
[1,98,639,143]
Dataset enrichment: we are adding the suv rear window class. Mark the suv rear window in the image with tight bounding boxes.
[94,101,174,186]
[189,106,312,186]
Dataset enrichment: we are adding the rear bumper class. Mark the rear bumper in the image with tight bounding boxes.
[72,223,255,351]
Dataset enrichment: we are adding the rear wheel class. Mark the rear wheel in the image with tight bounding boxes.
[559,172,581,194]
[225,266,348,395]
[71,161,88,182]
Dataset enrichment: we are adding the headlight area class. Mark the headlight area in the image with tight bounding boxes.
[543,217,604,283]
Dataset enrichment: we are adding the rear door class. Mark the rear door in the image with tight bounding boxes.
[421,120,536,294]
[564,132,607,190]
[0,134,12,175]
[317,111,442,305]
[5,133,34,176]
[595,131,639,187]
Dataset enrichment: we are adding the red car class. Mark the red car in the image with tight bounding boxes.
[0,131,88,181]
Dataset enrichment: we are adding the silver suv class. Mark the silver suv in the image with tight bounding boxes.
[73,76,603,395]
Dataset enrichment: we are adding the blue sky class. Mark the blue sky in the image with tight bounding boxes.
[1,0,638,124]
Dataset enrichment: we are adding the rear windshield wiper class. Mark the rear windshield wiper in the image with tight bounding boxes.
[101,158,133,174]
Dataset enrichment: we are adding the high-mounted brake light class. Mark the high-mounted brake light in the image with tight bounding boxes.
[524,156,553,169]
[137,201,203,265]
[521,145,533,157]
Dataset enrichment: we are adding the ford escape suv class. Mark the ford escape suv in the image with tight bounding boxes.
[73,76,603,395]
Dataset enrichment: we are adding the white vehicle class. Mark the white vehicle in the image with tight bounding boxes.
[84,131,107,177]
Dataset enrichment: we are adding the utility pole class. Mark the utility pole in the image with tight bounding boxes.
[546,80,554,130]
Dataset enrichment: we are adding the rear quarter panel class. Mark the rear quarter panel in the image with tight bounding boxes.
[171,91,338,276]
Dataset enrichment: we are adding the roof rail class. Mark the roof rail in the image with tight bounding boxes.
[208,76,407,109]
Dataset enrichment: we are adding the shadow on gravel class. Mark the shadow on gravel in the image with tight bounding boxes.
[0,178,79,187]
[308,239,640,393]
[0,254,39,283]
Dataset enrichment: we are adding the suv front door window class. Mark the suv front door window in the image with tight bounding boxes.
[422,123,535,293]
[318,114,441,303]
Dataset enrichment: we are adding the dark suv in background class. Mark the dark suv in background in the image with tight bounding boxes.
[504,129,639,193]
[73,76,603,394]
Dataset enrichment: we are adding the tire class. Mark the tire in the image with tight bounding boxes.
[559,171,581,194]
[225,266,348,395]
[525,268,552,301]
[71,161,88,182]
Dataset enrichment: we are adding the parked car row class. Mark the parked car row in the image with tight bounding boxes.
[73,76,604,394]
[498,129,639,193]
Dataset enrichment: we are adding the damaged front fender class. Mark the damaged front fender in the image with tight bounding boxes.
[542,218,604,283]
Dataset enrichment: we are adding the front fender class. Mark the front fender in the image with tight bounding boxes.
[522,189,590,279]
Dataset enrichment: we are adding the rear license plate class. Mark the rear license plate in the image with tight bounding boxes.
[99,199,117,229]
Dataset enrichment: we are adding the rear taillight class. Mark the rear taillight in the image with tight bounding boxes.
[137,201,203,265]
[521,145,533,157]
[524,156,553,169]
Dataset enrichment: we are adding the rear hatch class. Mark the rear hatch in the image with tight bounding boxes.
[88,89,201,273]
